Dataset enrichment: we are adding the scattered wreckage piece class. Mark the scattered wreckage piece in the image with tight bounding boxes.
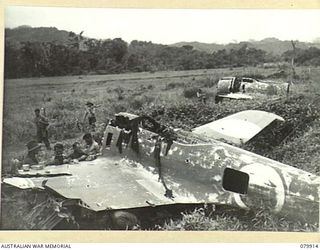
[215,93,253,100]
[2,111,319,229]
[192,110,284,145]
[216,76,289,101]
[16,164,72,178]
[3,177,40,189]
[1,184,76,230]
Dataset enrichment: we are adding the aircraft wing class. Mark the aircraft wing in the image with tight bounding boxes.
[192,110,284,145]
[3,156,225,212]
[42,157,175,211]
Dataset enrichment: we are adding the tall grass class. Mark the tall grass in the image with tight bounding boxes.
[159,206,317,231]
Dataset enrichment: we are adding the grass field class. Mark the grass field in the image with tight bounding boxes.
[2,65,320,231]
[2,67,278,152]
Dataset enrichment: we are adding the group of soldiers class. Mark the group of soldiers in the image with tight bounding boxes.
[22,102,100,169]
[21,88,206,170]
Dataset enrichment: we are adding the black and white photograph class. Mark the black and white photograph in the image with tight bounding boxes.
[1,5,320,233]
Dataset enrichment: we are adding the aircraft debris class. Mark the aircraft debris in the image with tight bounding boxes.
[216,76,289,102]
[192,110,284,145]
[2,111,319,229]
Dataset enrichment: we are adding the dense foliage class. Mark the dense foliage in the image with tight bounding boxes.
[4,27,318,79]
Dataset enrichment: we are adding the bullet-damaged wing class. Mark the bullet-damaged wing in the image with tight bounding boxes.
[42,157,201,211]
[192,110,284,145]
[3,156,230,213]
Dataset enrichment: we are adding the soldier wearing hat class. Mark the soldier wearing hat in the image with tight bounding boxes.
[34,108,51,150]
[23,140,42,166]
[83,102,97,131]
[45,143,66,166]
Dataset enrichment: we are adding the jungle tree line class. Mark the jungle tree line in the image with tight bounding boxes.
[5,36,320,79]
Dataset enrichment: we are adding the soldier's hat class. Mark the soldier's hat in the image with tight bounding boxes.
[26,140,41,152]
[54,143,64,151]
[86,102,94,106]
[53,142,64,152]
[83,133,92,140]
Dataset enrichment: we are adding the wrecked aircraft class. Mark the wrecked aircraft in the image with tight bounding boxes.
[192,110,285,145]
[215,77,289,102]
[2,111,319,230]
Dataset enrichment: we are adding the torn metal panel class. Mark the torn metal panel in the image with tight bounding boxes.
[217,93,253,100]
[1,185,66,230]
[192,110,284,145]
[22,199,65,230]
[43,157,174,211]
[3,177,37,189]
[2,176,47,190]
[116,112,139,120]
[16,164,71,177]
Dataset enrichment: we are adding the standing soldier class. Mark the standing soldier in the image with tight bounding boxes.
[34,108,51,150]
[196,88,207,104]
[83,102,97,132]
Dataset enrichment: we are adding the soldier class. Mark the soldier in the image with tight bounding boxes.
[23,140,42,166]
[45,142,80,166]
[83,133,100,160]
[67,142,87,162]
[34,108,51,150]
[83,102,97,132]
[45,143,65,166]
[196,88,207,104]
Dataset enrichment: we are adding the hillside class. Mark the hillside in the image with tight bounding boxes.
[172,38,320,56]
[172,41,225,53]
[6,26,320,56]
[5,26,320,79]
[5,26,71,45]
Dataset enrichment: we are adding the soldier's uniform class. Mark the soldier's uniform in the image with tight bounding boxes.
[34,112,51,150]
[84,102,96,131]
[45,143,65,166]
[82,133,100,161]
[67,142,87,161]
[23,154,39,166]
[196,89,207,104]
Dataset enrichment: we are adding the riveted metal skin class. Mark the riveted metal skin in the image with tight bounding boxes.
[3,112,319,227]
[99,121,319,224]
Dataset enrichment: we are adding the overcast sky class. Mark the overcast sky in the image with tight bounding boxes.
[5,6,320,44]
